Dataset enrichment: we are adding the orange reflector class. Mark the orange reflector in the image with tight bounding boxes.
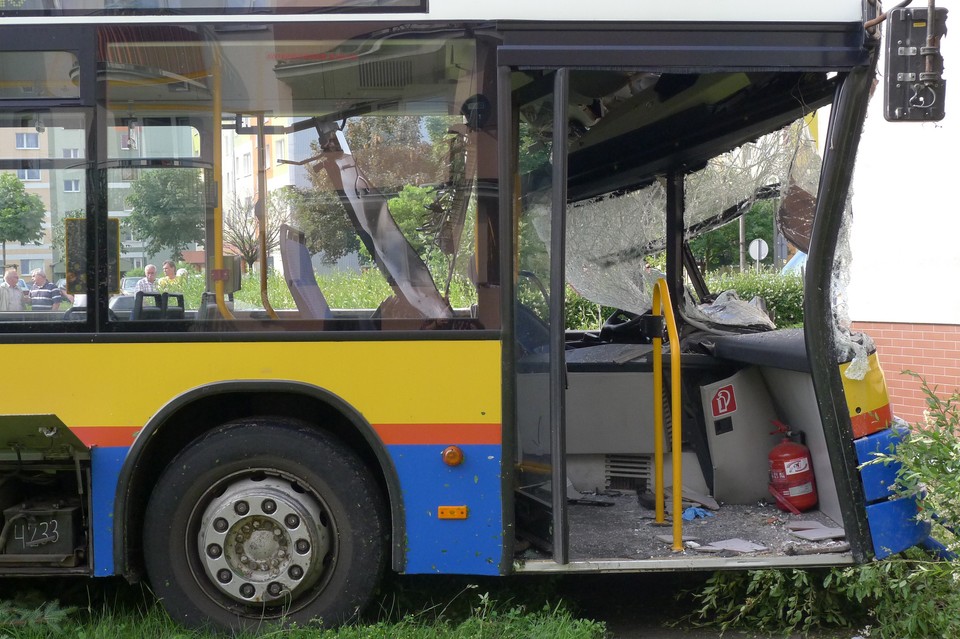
[438,505,468,519]
[441,445,464,466]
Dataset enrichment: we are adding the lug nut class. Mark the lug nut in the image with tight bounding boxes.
[284,514,300,529]
[217,569,232,584]
[213,518,229,533]
[288,565,304,580]
[239,583,255,598]
[267,582,282,596]
[207,544,222,559]
[262,499,277,514]
[235,501,249,516]
[295,539,310,554]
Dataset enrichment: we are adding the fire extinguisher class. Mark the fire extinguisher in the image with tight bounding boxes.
[768,420,818,513]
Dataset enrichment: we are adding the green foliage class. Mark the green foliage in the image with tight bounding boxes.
[706,269,804,328]
[685,568,860,634]
[686,556,960,639]
[125,169,205,261]
[284,185,360,262]
[0,600,75,634]
[0,580,603,639]
[0,171,46,265]
[689,199,776,270]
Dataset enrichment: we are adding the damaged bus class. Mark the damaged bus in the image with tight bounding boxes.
[0,0,946,631]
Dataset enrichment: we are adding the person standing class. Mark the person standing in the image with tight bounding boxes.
[137,264,158,293]
[158,260,183,292]
[28,268,62,312]
[0,268,27,312]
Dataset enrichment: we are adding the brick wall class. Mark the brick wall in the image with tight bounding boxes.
[852,321,960,426]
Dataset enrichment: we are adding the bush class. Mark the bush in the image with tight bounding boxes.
[706,270,804,328]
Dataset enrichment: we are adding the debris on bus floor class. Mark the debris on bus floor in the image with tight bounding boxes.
[655,534,700,544]
[786,519,833,531]
[682,506,715,520]
[790,526,846,541]
[698,538,768,553]
[785,541,851,555]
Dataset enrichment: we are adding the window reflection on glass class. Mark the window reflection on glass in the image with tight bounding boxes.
[0,52,79,100]
[0,110,87,324]
[103,25,491,331]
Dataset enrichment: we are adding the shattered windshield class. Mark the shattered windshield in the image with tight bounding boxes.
[548,118,822,317]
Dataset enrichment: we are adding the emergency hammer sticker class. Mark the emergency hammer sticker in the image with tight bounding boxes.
[711,385,737,418]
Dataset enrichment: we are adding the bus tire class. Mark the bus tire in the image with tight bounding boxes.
[142,417,387,631]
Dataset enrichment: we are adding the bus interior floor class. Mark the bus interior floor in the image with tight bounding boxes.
[519,492,850,561]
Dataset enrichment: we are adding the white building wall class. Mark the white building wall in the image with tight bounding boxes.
[850,0,957,324]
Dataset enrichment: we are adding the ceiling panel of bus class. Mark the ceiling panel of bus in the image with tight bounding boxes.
[515,69,837,201]
[101,26,471,122]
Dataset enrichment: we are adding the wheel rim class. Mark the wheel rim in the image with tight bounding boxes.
[195,474,333,607]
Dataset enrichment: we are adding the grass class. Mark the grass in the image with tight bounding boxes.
[0,576,605,639]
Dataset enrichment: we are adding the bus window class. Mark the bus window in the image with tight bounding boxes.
[102,25,494,331]
[0,110,88,324]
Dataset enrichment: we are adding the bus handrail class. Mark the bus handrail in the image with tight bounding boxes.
[652,278,683,552]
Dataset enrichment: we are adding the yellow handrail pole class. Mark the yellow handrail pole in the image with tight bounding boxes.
[212,46,234,320]
[656,279,684,552]
[652,284,665,524]
[653,279,683,552]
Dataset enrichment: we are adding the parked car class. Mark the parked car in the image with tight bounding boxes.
[120,276,140,294]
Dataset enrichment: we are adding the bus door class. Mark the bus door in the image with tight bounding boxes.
[0,28,97,329]
[506,68,571,562]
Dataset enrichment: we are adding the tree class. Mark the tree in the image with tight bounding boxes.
[0,172,45,268]
[223,191,292,269]
[690,199,776,271]
[282,185,360,262]
[125,168,206,261]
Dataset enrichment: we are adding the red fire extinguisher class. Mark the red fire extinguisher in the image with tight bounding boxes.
[768,420,818,513]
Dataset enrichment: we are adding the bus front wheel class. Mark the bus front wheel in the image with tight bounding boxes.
[143,418,387,631]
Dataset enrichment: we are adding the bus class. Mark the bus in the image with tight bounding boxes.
[0,0,946,632]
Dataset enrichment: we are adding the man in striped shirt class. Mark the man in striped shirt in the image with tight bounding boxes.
[29,269,62,312]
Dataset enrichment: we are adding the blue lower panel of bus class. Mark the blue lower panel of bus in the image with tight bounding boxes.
[855,427,930,559]
[388,444,502,575]
[91,447,127,576]
[90,444,502,577]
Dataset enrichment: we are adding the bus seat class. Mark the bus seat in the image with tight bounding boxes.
[279,224,333,320]
[133,291,163,320]
[162,292,185,319]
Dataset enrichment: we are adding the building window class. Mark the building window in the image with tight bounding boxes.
[265,144,271,169]
[62,148,81,159]
[17,168,40,181]
[275,138,285,162]
[16,132,39,149]
[20,259,43,275]
[242,152,252,176]
[64,179,80,192]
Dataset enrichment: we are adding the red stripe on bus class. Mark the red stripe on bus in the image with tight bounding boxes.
[68,423,502,448]
[851,404,892,439]
[375,423,501,445]
[71,426,141,448]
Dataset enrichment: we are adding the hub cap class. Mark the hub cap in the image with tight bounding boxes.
[198,476,331,604]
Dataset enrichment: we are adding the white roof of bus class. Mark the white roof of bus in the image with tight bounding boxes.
[0,0,865,25]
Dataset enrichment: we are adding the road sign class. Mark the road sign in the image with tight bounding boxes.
[748,238,769,261]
